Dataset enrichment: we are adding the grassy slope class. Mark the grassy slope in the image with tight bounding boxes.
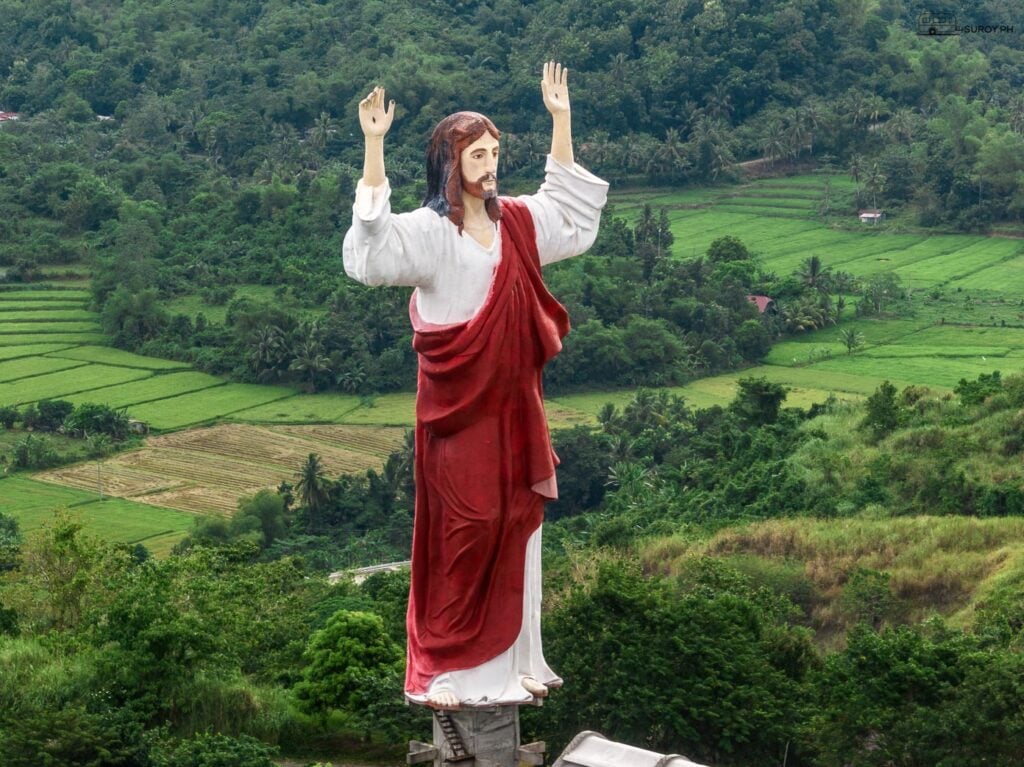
[641,515,1024,646]
[5,172,1024,559]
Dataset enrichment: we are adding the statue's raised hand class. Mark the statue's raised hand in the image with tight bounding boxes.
[359,86,395,139]
[541,61,570,116]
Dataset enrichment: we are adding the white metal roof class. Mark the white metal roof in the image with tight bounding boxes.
[553,731,709,767]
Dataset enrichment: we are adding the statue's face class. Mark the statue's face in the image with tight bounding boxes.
[459,132,500,200]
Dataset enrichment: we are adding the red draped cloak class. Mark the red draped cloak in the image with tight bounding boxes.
[404,198,570,695]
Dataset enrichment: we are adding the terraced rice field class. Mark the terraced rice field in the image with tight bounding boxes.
[1,476,196,557]
[126,383,298,429]
[62,371,226,409]
[0,343,76,361]
[231,392,364,423]
[7,172,1024,533]
[33,423,407,515]
[0,356,87,382]
[0,363,152,404]
[0,332,107,346]
[557,174,1024,414]
[47,345,192,369]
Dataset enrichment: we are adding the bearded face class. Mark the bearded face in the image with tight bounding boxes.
[423,111,503,231]
[459,133,500,201]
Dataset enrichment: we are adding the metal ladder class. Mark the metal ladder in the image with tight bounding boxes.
[435,710,474,763]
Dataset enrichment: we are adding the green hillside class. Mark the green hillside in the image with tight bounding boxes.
[2,0,1024,764]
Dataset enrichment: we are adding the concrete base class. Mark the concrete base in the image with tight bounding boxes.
[408,705,546,767]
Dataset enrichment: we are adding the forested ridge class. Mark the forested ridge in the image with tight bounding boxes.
[3,0,1024,765]
[4,374,1024,765]
[1,0,1022,393]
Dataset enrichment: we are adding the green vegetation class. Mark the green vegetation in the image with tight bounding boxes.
[230,393,364,423]
[1,0,1023,763]
[0,477,195,555]
[0,364,151,405]
[126,383,297,430]
[0,356,86,382]
[62,370,225,409]
[45,345,191,369]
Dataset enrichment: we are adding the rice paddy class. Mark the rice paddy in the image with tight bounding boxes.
[0,476,197,557]
[125,384,298,430]
[32,423,408,516]
[4,172,1024,539]
[45,345,192,369]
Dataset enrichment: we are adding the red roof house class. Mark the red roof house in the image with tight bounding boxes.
[746,294,778,314]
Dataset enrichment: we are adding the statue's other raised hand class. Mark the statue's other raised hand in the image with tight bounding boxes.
[541,61,570,116]
[359,86,395,139]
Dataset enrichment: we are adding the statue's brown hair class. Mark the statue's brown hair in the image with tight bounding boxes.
[423,111,502,232]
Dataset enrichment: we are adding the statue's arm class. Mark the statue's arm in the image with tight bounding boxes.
[360,86,394,187]
[541,61,573,167]
[520,63,609,266]
[344,87,436,288]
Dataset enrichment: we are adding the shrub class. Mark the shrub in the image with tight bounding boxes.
[150,732,278,767]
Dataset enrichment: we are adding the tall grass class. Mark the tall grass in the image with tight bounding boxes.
[641,516,1024,643]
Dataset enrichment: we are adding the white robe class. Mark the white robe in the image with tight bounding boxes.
[343,155,608,705]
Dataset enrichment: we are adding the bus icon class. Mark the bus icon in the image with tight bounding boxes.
[918,13,959,35]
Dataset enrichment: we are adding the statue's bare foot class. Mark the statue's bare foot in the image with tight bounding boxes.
[521,676,549,698]
[426,690,460,709]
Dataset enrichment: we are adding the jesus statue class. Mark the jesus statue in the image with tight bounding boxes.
[343,62,608,709]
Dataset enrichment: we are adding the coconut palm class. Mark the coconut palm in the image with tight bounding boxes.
[1008,94,1024,135]
[499,132,532,174]
[336,364,366,394]
[249,324,286,378]
[840,328,865,354]
[656,127,689,179]
[706,82,733,121]
[760,120,786,168]
[798,255,832,293]
[863,162,886,209]
[883,108,917,144]
[308,111,335,152]
[597,403,618,432]
[296,453,331,515]
[290,339,331,393]
[799,101,824,154]
[848,154,865,184]
[785,118,807,161]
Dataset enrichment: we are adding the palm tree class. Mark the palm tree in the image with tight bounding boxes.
[785,118,807,162]
[656,127,689,179]
[1008,94,1024,135]
[760,120,786,168]
[289,339,331,393]
[706,82,733,121]
[799,101,823,154]
[580,130,614,170]
[782,296,836,332]
[863,162,885,209]
[336,364,366,394]
[848,154,865,184]
[883,108,917,144]
[296,453,331,516]
[597,403,618,432]
[308,111,334,152]
[692,116,735,179]
[840,328,865,354]
[249,324,286,379]
[176,106,205,150]
[798,255,831,293]
[499,132,531,174]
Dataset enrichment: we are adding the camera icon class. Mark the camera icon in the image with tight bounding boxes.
[917,13,959,35]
